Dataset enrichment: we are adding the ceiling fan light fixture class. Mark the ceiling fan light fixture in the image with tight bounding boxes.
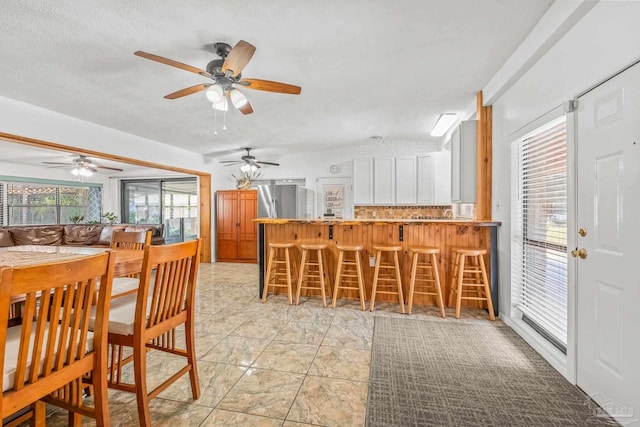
[71,167,93,177]
[205,85,224,103]
[229,89,248,108]
[211,96,228,111]
[430,113,458,137]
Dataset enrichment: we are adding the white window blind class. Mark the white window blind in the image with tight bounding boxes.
[512,117,568,350]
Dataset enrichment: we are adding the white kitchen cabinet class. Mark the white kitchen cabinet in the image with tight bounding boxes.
[418,151,451,205]
[353,158,373,205]
[373,158,394,204]
[395,157,417,204]
[451,120,477,203]
[417,155,434,204]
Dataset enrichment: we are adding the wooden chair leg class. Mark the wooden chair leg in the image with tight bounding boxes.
[317,249,327,307]
[332,250,344,308]
[394,251,405,314]
[284,248,293,305]
[431,253,446,318]
[31,401,46,427]
[296,249,307,305]
[133,340,152,427]
[185,318,201,398]
[407,252,419,314]
[455,254,466,319]
[369,250,382,311]
[448,251,460,307]
[262,247,275,303]
[355,251,366,311]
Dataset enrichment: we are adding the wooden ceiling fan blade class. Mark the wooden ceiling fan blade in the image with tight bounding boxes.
[237,78,301,95]
[238,100,254,115]
[256,161,280,166]
[134,51,211,78]
[222,40,256,76]
[164,83,212,99]
[97,166,124,172]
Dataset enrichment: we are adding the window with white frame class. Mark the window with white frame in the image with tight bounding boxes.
[0,180,102,225]
[511,116,568,352]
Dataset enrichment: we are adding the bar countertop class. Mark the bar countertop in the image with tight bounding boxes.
[253,218,501,226]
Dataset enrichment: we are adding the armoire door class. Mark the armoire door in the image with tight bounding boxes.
[216,189,258,263]
[237,190,258,260]
[216,190,239,261]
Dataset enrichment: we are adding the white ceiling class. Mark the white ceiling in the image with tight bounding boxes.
[0,0,553,167]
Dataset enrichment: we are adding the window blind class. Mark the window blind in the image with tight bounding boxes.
[512,117,568,349]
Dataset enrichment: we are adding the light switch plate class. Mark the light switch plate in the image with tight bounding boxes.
[369,255,376,267]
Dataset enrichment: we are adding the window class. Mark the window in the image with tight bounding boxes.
[121,178,198,243]
[511,116,568,351]
[0,180,102,225]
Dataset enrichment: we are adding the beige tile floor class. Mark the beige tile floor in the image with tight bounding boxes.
[44,262,496,427]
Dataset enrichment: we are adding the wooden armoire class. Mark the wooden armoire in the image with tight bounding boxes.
[216,189,258,263]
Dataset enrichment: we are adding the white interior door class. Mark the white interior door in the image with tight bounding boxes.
[576,62,640,422]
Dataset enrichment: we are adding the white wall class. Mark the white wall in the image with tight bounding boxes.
[491,1,640,377]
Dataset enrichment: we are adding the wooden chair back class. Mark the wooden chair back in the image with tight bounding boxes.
[0,252,114,426]
[137,239,201,336]
[111,230,152,250]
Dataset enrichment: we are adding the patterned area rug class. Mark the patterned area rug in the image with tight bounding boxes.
[366,317,617,427]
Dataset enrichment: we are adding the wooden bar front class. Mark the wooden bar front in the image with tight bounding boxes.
[255,219,500,311]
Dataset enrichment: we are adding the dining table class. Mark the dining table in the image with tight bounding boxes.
[0,245,145,316]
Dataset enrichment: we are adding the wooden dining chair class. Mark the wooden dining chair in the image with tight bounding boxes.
[0,252,115,427]
[109,230,152,299]
[110,230,152,251]
[99,239,201,427]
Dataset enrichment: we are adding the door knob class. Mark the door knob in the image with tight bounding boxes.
[571,248,587,259]
[578,227,587,237]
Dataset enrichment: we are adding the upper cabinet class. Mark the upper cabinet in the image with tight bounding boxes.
[418,151,451,205]
[353,158,373,204]
[373,158,395,205]
[451,120,477,203]
[394,157,417,205]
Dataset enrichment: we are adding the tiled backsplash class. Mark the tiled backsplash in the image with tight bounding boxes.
[354,205,451,219]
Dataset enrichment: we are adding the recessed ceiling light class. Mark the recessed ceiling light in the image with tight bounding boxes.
[430,113,458,137]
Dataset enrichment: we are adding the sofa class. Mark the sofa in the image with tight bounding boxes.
[0,224,165,248]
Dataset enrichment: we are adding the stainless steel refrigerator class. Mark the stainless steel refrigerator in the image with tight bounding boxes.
[256,183,307,218]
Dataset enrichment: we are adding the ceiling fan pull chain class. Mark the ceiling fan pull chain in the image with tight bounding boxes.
[223,108,227,131]
[213,108,218,135]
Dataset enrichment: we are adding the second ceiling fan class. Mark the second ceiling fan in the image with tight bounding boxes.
[134,40,301,115]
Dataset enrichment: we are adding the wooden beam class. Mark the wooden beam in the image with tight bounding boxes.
[0,131,213,262]
[475,91,492,220]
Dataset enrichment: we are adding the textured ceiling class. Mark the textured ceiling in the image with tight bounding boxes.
[0,0,553,165]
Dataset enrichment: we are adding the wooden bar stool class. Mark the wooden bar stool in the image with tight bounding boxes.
[332,243,366,310]
[448,248,495,320]
[369,244,404,313]
[296,243,332,307]
[262,241,297,304]
[407,246,445,317]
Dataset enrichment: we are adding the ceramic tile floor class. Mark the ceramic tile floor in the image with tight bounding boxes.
[44,262,497,427]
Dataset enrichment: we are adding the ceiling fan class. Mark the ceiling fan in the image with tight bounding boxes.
[43,156,124,176]
[219,148,279,171]
[134,40,302,114]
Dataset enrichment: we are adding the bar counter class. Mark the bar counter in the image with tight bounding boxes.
[254,218,501,313]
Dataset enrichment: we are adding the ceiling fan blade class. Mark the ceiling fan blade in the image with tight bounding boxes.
[256,161,280,166]
[222,40,256,76]
[237,78,301,95]
[134,51,212,78]
[164,83,212,99]
[219,160,242,164]
[96,166,124,172]
[42,162,71,165]
[238,99,254,115]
